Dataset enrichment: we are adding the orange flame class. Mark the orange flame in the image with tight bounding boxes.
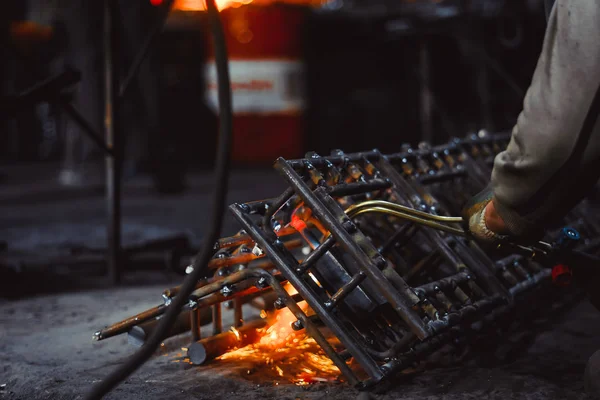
[217,283,341,385]
[172,0,327,11]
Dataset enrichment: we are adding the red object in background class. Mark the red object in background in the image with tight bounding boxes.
[150,0,163,6]
[551,264,573,287]
[203,4,307,164]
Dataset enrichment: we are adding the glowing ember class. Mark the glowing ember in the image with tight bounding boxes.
[217,284,341,385]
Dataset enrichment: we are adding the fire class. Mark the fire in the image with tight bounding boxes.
[217,284,342,385]
[172,0,327,11]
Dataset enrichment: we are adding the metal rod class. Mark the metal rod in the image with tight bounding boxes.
[212,303,222,335]
[325,272,366,310]
[349,206,466,236]
[234,298,243,328]
[127,310,210,347]
[346,200,464,225]
[104,0,121,285]
[188,319,267,365]
[60,102,113,156]
[262,187,295,229]
[297,235,336,274]
[94,304,166,340]
[378,223,414,254]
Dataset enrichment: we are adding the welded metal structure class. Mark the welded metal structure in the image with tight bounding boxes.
[95,132,600,390]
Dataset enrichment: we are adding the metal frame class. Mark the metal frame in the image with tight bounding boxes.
[94,132,600,390]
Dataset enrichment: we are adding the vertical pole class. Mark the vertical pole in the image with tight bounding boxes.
[419,39,433,144]
[104,0,121,284]
[233,298,243,328]
[190,310,201,342]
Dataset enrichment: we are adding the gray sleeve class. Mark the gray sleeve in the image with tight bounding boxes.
[490,0,600,238]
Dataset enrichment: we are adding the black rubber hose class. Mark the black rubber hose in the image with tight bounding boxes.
[83,0,232,398]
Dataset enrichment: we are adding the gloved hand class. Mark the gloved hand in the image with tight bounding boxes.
[462,187,509,246]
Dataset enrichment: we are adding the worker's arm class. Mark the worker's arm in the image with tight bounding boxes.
[465,0,600,242]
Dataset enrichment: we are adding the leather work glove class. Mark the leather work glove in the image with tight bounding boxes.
[461,187,509,246]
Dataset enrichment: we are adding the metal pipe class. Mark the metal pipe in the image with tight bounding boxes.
[345,200,464,226]
[94,304,166,341]
[127,309,212,347]
[212,303,222,335]
[348,206,465,237]
[187,319,267,365]
[233,298,243,328]
[325,272,366,310]
[104,0,121,285]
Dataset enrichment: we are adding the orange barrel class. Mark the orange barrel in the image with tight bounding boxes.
[203,4,308,164]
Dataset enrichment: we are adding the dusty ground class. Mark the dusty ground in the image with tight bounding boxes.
[0,286,599,400]
[1,164,600,400]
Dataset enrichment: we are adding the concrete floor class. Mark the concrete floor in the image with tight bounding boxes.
[1,163,600,400]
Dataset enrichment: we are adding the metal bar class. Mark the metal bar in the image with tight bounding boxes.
[128,310,205,347]
[94,304,166,340]
[325,272,366,310]
[234,298,243,328]
[418,169,467,184]
[415,271,471,296]
[212,304,222,336]
[348,206,465,236]
[297,235,336,274]
[215,226,298,251]
[509,270,551,296]
[262,187,295,229]
[286,151,381,170]
[188,319,267,365]
[104,0,121,285]
[274,159,429,340]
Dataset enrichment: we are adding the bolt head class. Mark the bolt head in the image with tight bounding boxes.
[343,220,357,233]
[291,320,304,331]
[252,244,264,257]
[274,298,286,309]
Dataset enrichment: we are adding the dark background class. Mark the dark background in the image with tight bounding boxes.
[1,0,547,173]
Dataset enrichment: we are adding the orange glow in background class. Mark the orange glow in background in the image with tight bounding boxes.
[172,0,327,11]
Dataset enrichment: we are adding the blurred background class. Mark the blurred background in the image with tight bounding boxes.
[2,0,547,185]
[0,0,549,290]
